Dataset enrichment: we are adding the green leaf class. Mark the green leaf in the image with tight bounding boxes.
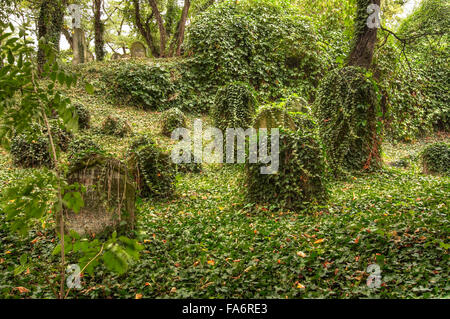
[85,83,94,95]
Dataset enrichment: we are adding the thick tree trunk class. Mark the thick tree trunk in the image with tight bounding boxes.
[37,0,64,73]
[133,0,159,57]
[175,0,190,56]
[148,0,167,57]
[93,0,105,61]
[347,0,381,69]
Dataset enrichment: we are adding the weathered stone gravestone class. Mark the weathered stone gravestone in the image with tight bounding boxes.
[130,42,147,58]
[111,52,122,60]
[63,154,136,236]
[253,105,296,130]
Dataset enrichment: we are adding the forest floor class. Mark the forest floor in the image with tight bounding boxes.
[0,92,448,298]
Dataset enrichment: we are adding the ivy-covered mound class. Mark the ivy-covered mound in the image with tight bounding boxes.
[73,102,91,130]
[10,120,72,168]
[186,0,324,102]
[67,135,104,165]
[315,66,381,174]
[160,107,187,137]
[115,62,174,111]
[101,115,132,137]
[421,142,449,175]
[127,135,175,198]
[212,82,257,132]
[246,117,328,211]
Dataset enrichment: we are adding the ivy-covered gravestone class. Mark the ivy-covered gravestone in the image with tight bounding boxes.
[253,104,296,130]
[63,154,136,236]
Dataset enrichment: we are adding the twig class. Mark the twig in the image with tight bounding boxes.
[64,243,105,299]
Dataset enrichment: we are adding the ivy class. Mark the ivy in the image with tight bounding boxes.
[314,66,382,174]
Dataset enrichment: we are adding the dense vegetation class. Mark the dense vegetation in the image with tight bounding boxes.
[0,0,448,300]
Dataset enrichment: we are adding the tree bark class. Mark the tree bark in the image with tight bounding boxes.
[347,0,381,69]
[175,0,190,56]
[37,0,65,73]
[133,0,159,57]
[148,0,167,57]
[62,27,73,50]
[93,0,105,61]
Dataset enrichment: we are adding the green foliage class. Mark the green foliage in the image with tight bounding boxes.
[421,142,450,175]
[246,125,328,211]
[101,115,132,137]
[398,0,449,42]
[10,125,53,168]
[315,66,382,174]
[212,82,257,132]
[283,94,310,113]
[67,135,104,164]
[186,0,324,101]
[0,169,58,235]
[160,107,187,137]
[127,135,175,198]
[0,23,78,149]
[115,62,174,110]
[52,230,144,276]
[253,104,296,130]
[10,120,72,168]
[48,118,73,152]
[374,0,450,140]
[73,102,91,130]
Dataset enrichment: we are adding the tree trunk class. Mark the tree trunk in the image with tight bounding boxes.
[148,0,167,57]
[62,28,73,50]
[347,0,381,69]
[37,0,64,73]
[93,0,105,61]
[175,0,190,56]
[133,0,159,57]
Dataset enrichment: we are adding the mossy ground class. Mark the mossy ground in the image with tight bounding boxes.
[0,91,448,298]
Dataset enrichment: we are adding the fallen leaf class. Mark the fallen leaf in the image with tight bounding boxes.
[15,287,30,294]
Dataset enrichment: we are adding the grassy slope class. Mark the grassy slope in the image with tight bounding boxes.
[0,88,448,299]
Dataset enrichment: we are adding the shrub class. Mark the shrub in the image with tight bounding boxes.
[10,121,72,168]
[421,142,449,175]
[212,82,257,132]
[172,148,203,174]
[10,124,53,168]
[48,118,73,152]
[246,125,328,211]
[186,0,324,101]
[101,115,132,137]
[73,103,91,130]
[127,135,175,198]
[314,66,382,174]
[160,107,187,137]
[67,135,104,165]
[115,62,174,110]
